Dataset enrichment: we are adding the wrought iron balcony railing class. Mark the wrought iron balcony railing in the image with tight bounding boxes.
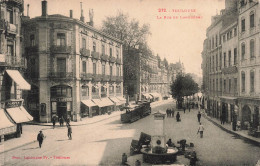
[91,51,100,59]
[80,48,91,57]
[116,76,123,82]
[80,73,93,81]
[110,75,117,82]
[49,72,73,79]
[101,54,109,61]
[92,74,102,82]
[50,45,72,54]
[101,75,110,82]
[109,56,116,63]
[115,58,122,64]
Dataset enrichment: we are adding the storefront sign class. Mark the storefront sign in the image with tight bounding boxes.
[5,101,23,108]
[0,126,16,135]
[51,98,72,102]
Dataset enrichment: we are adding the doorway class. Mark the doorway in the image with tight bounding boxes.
[57,102,67,119]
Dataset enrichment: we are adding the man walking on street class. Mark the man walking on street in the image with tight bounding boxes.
[52,116,56,129]
[197,111,201,123]
[67,125,72,140]
[172,108,175,117]
[183,106,186,114]
[37,131,44,148]
[197,123,204,138]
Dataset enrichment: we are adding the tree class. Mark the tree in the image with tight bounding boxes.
[170,74,199,108]
[101,11,151,55]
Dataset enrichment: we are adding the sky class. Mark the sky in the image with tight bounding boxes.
[24,0,225,76]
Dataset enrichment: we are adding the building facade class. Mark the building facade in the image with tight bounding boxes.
[0,0,32,141]
[23,1,124,122]
[202,0,260,132]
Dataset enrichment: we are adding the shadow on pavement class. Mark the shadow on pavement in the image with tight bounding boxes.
[22,147,39,150]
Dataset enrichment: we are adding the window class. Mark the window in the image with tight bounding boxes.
[57,33,66,46]
[250,39,255,58]
[229,79,231,93]
[116,66,120,76]
[93,63,96,74]
[212,37,214,49]
[224,52,226,67]
[241,19,245,32]
[82,61,86,73]
[102,44,105,55]
[110,47,113,57]
[234,78,237,93]
[228,50,231,66]
[215,35,218,47]
[223,35,226,42]
[93,42,96,52]
[216,79,218,91]
[241,43,245,60]
[109,85,114,94]
[110,66,113,76]
[7,45,14,56]
[230,31,232,38]
[250,71,254,92]
[102,64,105,75]
[220,78,222,91]
[6,9,13,24]
[212,55,214,71]
[213,79,215,91]
[216,54,218,71]
[57,58,66,76]
[224,79,226,92]
[234,28,237,36]
[116,49,119,59]
[101,86,107,97]
[250,12,255,28]
[234,48,237,64]
[82,86,89,97]
[30,35,35,46]
[219,53,222,69]
[82,38,86,49]
[241,72,245,92]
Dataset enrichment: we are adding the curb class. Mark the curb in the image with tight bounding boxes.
[203,114,260,147]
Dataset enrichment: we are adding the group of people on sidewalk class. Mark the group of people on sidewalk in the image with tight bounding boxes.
[37,116,73,148]
[52,115,71,129]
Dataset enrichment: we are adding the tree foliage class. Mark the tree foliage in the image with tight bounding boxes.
[101,11,151,54]
[170,74,199,107]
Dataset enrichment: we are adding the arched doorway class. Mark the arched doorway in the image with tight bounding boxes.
[242,105,251,129]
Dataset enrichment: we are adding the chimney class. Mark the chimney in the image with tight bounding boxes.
[80,2,85,22]
[70,10,73,18]
[27,4,30,17]
[42,0,47,17]
[89,9,94,26]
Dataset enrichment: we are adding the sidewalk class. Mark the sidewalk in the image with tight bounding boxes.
[0,99,174,154]
[202,111,260,146]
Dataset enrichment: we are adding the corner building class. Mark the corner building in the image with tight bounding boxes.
[23,1,124,122]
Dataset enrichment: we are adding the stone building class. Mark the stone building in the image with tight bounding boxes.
[23,1,124,122]
[0,0,32,141]
[238,0,260,129]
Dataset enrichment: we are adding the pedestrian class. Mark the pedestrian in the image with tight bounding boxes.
[220,114,225,125]
[37,130,44,148]
[52,115,56,129]
[197,122,204,138]
[183,106,186,114]
[67,125,72,140]
[59,117,64,127]
[197,111,201,123]
[176,112,181,122]
[166,138,174,147]
[188,104,191,112]
[66,116,71,126]
[166,108,170,117]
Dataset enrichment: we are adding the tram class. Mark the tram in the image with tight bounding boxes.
[120,101,151,123]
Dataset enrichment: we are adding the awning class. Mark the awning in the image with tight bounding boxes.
[0,109,16,135]
[110,97,125,105]
[116,96,126,102]
[81,100,97,107]
[6,107,32,123]
[100,98,114,107]
[92,98,114,107]
[6,70,31,90]
[20,106,33,121]
[142,93,151,99]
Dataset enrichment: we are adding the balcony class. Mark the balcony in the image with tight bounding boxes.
[222,66,238,75]
[0,54,26,67]
[80,73,93,81]
[49,72,73,79]
[50,45,72,54]
[91,51,100,60]
[25,46,38,55]
[92,74,102,82]
[115,58,122,64]
[7,23,17,34]
[101,54,109,61]
[101,75,110,82]
[110,76,117,82]
[116,76,123,82]
[109,56,116,63]
[80,48,91,57]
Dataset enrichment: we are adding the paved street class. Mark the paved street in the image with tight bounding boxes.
[1,100,260,166]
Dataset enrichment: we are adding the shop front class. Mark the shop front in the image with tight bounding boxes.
[81,99,97,118]
[0,109,16,142]
[92,98,114,115]
[50,85,72,120]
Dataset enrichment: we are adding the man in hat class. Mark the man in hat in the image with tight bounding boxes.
[37,131,44,148]
[67,125,72,140]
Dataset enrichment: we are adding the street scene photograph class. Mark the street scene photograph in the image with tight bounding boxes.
[0,0,260,165]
